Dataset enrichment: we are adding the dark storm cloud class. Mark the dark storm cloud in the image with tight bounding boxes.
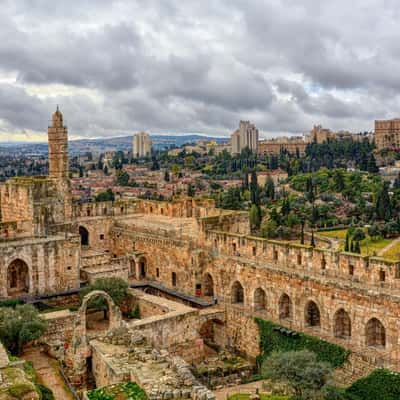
[1,0,400,138]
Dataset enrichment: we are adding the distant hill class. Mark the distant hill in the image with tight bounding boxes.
[0,134,229,155]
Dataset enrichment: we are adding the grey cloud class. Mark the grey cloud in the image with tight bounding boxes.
[1,0,400,139]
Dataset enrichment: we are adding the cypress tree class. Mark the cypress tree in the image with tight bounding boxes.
[344,231,350,252]
[300,223,305,245]
[310,230,315,247]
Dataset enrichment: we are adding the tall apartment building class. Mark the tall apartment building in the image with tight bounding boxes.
[375,119,400,150]
[231,121,259,154]
[132,132,152,158]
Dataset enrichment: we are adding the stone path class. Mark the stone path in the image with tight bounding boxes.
[213,380,266,400]
[23,347,74,400]
[378,236,400,257]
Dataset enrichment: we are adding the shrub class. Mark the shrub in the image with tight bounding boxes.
[345,368,400,400]
[0,305,47,355]
[261,350,333,399]
[255,318,350,368]
[37,383,55,400]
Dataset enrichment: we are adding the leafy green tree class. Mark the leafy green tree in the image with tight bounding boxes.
[80,278,128,319]
[218,186,243,210]
[95,188,115,202]
[354,241,361,254]
[164,170,170,182]
[261,350,333,399]
[368,224,381,240]
[332,169,345,192]
[393,173,400,190]
[151,158,160,171]
[261,219,278,238]
[116,170,130,186]
[367,153,379,173]
[352,228,365,242]
[187,183,196,197]
[0,305,47,355]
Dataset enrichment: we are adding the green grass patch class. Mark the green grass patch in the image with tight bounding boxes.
[87,382,147,400]
[255,319,350,368]
[317,229,348,239]
[318,229,394,256]
[381,240,400,261]
[229,395,289,400]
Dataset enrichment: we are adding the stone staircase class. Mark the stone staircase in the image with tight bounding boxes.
[334,353,377,387]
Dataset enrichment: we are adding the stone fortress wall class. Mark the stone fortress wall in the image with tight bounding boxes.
[1,110,400,388]
[103,202,400,371]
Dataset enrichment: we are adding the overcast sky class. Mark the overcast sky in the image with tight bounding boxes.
[0,0,399,141]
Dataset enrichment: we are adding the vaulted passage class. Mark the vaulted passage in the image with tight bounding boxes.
[366,318,386,347]
[279,293,292,320]
[203,273,214,297]
[231,281,244,304]
[333,308,351,338]
[138,257,147,279]
[7,259,29,296]
[253,287,266,311]
[79,226,89,246]
[305,300,320,327]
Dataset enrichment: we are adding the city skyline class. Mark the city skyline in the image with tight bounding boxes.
[1,1,400,141]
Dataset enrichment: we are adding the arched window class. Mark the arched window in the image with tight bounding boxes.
[333,308,351,338]
[253,287,266,311]
[79,226,89,246]
[231,281,244,304]
[203,273,214,297]
[365,318,386,347]
[279,293,292,320]
[305,300,320,327]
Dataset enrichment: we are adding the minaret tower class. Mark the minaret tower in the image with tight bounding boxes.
[47,106,72,221]
[48,106,69,179]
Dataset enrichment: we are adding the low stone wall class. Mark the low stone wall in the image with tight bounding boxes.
[39,309,76,361]
[126,288,170,318]
[126,290,200,353]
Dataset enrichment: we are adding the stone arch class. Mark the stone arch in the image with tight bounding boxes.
[305,300,321,327]
[69,290,123,378]
[74,290,123,339]
[365,318,386,347]
[333,308,351,339]
[199,318,225,350]
[231,281,244,304]
[253,287,266,311]
[7,258,29,296]
[79,225,89,246]
[203,273,214,297]
[279,293,292,320]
